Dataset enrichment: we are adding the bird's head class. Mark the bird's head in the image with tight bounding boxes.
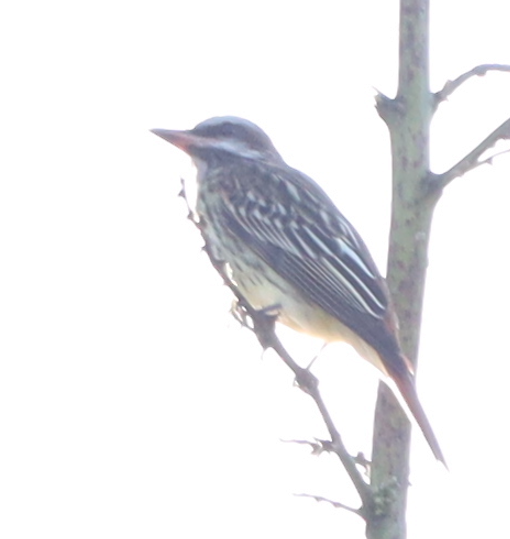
[151,116,284,165]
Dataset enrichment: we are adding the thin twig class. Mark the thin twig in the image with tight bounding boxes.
[281,438,335,456]
[433,64,510,109]
[294,493,363,517]
[433,118,510,190]
[231,287,372,511]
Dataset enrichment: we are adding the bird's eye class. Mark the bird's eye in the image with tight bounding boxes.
[218,123,238,138]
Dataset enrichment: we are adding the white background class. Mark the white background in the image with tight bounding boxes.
[1,1,510,537]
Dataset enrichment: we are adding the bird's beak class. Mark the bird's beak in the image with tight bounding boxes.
[150,128,198,154]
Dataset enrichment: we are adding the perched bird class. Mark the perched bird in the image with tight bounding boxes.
[151,116,445,464]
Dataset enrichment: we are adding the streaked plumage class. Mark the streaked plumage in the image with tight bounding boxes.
[151,116,445,465]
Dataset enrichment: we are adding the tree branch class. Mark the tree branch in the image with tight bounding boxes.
[433,118,510,190]
[433,64,510,109]
[294,493,363,517]
[228,276,373,513]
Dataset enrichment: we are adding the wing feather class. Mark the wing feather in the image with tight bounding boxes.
[214,161,397,355]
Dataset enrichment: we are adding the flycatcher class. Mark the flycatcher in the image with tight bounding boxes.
[152,116,445,464]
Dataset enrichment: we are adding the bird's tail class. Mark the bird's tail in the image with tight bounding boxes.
[391,369,447,467]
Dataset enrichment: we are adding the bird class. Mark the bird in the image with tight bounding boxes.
[151,116,445,465]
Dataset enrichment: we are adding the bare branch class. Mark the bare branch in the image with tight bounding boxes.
[294,493,363,517]
[433,118,510,189]
[434,64,510,108]
[280,438,331,456]
[230,296,373,511]
[282,440,371,477]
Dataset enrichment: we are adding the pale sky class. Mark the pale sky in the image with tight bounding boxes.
[2,1,510,538]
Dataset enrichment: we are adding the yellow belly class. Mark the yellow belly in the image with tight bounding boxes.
[234,263,388,376]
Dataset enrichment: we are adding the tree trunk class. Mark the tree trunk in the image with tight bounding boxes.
[367,1,437,538]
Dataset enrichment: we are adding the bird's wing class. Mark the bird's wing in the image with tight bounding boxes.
[217,162,397,353]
